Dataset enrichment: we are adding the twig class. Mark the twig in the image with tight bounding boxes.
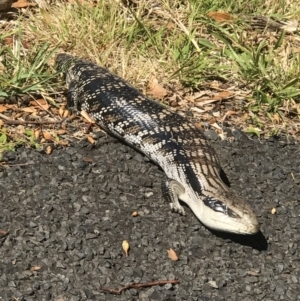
[0,113,11,121]
[1,119,63,125]
[99,279,180,295]
[30,94,59,119]
[0,112,63,125]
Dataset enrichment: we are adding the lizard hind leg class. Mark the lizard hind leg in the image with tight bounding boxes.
[162,178,186,215]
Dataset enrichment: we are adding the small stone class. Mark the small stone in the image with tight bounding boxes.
[208,280,219,289]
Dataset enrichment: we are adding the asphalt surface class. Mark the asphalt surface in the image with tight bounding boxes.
[0,126,300,301]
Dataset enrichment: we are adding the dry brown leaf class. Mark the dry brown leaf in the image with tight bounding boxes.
[242,113,249,121]
[148,77,168,99]
[122,240,130,257]
[56,129,66,135]
[209,117,217,124]
[12,0,37,8]
[82,157,94,163]
[3,104,17,109]
[59,106,65,117]
[212,91,233,101]
[210,122,222,131]
[63,109,70,118]
[30,265,42,272]
[131,211,138,217]
[34,130,41,139]
[43,132,53,140]
[0,120,4,127]
[0,229,8,238]
[167,248,179,261]
[57,140,69,146]
[22,107,37,113]
[87,135,95,144]
[194,122,203,129]
[50,108,58,115]
[0,105,8,113]
[81,110,95,123]
[222,110,237,121]
[3,37,13,46]
[207,11,233,22]
[29,99,47,106]
[29,99,49,110]
[273,113,280,123]
[45,146,52,155]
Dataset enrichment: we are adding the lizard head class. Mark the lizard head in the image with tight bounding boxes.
[198,191,259,235]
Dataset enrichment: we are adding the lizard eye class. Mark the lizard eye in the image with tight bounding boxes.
[203,197,239,218]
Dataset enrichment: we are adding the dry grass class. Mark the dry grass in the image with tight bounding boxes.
[1,0,300,157]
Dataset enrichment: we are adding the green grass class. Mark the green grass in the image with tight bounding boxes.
[1,0,300,158]
[0,28,60,98]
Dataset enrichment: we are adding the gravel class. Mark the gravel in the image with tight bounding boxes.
[0,128,300,301]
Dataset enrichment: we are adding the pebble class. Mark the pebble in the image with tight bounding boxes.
[0,129,299,300]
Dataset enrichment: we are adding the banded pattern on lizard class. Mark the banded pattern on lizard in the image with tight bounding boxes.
[56,53,259,234]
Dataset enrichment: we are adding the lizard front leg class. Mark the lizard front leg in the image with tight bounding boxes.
[162,178,186,215]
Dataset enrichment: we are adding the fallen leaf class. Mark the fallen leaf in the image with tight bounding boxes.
[29,99,49,110]
[148,77,168,99]
[34,130,41,139]
[43,132,53,141]
[242,113,249,121]
[212,91,233,101]
[63,109,70,118]
[194,122,203,129]
[87,135,95,144]
[0,105,8,113]
[273,113,280,123]
[30,265,42,272]
[12,0,37,8]
[81,110,95,123]
[122,240,130,257]
[82,157,94,163]
[22,107,37,113]
[0,229,8,238]
[131,211,138,217]
[210,122,222,131]
[57,140,69,146]
[59,106,65,117]
[207,11,233,22]
[222,110,236,121]
[3,37,13,45]
[45,146,52,155]
[209,117,217,124]
[167,248,179,261]
[56,129,66,135]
